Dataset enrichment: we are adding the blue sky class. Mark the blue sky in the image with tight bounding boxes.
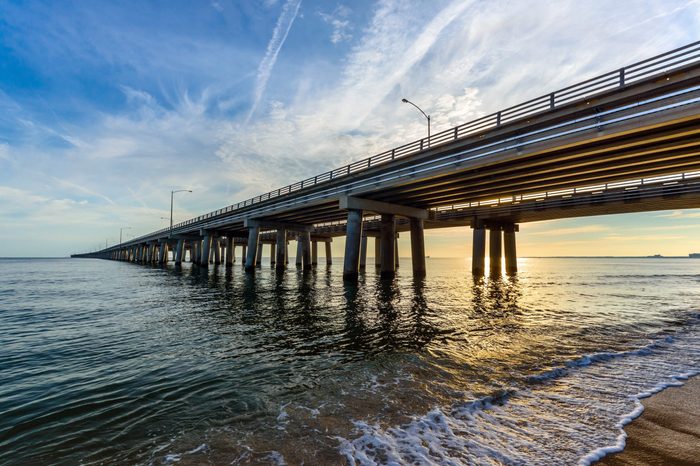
[1,0,699,257]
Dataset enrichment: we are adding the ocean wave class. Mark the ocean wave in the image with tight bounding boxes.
[337,330,700,466]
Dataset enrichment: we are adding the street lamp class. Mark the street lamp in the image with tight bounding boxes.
[120,227,131,245]
[401,98,431,147]
[170,189,192,237]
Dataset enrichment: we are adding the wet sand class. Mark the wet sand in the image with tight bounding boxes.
[597,376,700,465]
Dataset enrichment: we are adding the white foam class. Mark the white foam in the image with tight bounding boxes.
[337,329,700,466]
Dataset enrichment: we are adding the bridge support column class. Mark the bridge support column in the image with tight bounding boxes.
[158,243,167,264]
[276,229,287,269]
[192,241,199,264]
[374,237,381,268]
[504,224,518,275]
[201,234,211,267]
[158,243,168,264]
[296,239,303,268]
[380,214,396,277]
[241,245,247,267]
[270,243,277,266]
[256,242,263,267]
[311,241,318,266]
[343,209,364,279]
[175,239,185,265]
[472,225,486,276]
[245,226,260,272]
[225,237,234,266]
[410,218,426,277]
[359,235,368,270]
[214,238,221,265]
[395,233,400,269]
[325,241,333,266]
[301,232,312,270]
[489,227,502,275]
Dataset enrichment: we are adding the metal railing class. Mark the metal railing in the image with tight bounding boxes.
[128,40,700,244]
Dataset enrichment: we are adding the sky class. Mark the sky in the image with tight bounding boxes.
[1,0,699,257]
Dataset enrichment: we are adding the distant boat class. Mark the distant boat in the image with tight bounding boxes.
[690,253,700,258]
[425,255,430,259]
[647,254,663,258]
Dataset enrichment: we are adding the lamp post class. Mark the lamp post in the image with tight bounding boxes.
[169,189,192,238]
[401,98,431,147]
[119,227,131,246]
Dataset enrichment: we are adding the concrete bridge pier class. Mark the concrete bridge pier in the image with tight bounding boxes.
[158,242,166,264]
[410,218,426,277]
[276,229,287,269]
[395,233,400,269]
[374,237,381,269]
[489,227,503,275]
[504,224,518,275]
[256,242,263,267]
[296,239,303,268]
[311,241,318,266]
[174,239,185,265]
[301,231,312,270]
[472,224,486,276]
[201,233,212,267]
[213,237,222,265]
[325,241,333,266]
[343,209,364,279]
[225,237,234,267]
[245,225,260,272]
[241,245,247,266]
[341,196,428,278]
[192,241,199,264]
[359,235,368,270]
[270,243,277,266]
[380,214,396,277]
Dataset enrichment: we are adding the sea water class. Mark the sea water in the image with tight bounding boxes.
[0,257,698,465]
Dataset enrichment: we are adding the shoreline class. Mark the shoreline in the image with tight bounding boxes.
[594,374,700,465]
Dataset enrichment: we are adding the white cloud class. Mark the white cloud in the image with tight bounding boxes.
[657,210,700,219]
[319,5,353,44]
[247,0,302,121]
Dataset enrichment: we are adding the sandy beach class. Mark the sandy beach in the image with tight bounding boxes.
[597,376,700,465]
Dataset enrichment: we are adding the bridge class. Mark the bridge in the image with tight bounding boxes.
[74,41,700,279]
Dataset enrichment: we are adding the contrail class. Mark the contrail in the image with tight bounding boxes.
[246,0,302,123]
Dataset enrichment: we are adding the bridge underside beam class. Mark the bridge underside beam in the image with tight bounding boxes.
[339,196,429,220]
